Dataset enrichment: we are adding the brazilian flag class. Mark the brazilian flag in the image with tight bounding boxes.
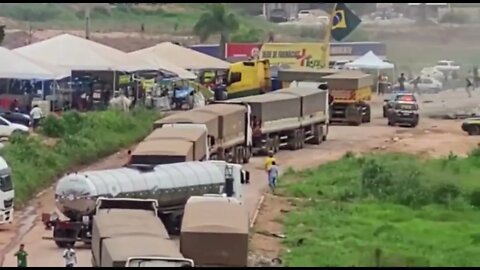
[331,3,362,41]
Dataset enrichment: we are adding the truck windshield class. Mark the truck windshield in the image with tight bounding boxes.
[0,175,13,192]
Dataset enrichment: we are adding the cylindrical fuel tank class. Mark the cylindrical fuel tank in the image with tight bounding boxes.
[55,161,225,221]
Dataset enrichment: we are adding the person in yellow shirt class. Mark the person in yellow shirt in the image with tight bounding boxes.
[264,151,276,172]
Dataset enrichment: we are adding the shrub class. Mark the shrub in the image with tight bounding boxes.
[432,183,461,206]
[439,11,470,24]
[361,159,393,199]
[1,108,159,206]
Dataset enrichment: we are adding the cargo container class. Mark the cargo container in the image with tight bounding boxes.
[90,199,194,267]
[154,104,252,164]
[280,69,373,126]
[226,86,329,155]
[129,127,209,165]
[180,196,249,267]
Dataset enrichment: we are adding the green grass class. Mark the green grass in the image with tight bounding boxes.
[279,150,480,267]
[0,3,276,36]
[0,108,159,206]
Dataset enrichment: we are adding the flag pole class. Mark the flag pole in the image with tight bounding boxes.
[321,3,338,69]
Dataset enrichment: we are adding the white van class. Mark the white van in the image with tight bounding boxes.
[0,157,14,224]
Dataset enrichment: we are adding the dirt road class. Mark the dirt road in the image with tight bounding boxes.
[1,90,479,267]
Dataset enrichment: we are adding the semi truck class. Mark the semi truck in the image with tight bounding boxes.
[226,59,272,99]
[279,68,373,126]
[154,103,252,164]
[225,86,329,155]
[180,196,249,267]
[0,157,13,225]
[41,160,248,248]
[129,126,209,166]
[91,198,194,267]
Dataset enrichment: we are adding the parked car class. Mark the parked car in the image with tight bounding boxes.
[0,108,31,127]
[0,116,29,138]
[298,10,314,20]
[393,77,443,94]
[386,100,419,128]
[421,67,444,81]
[461,117,480,136]
[269,9,288,23]
[383,92,417,118]
[435,60,460,73]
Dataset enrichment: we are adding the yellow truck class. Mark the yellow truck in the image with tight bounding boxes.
[278,68,373,126]
[225,59,272,99]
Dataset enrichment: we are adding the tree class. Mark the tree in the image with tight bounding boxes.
[0,25,5,45]
[193,4,239,59]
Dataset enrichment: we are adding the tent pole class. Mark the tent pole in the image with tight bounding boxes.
[376,70,379,95]
[42,81,45,100]
[113,71,116,92]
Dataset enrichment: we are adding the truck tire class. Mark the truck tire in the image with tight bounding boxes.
[322,124,328,141]
[288,130,298,150]
[273,135,280,153]
[310,124,322,145]
[235,146,244,164]
[53,227,76,248]
[242,147,251,164]
[468,125,480,135]
[299,129,305,149]
[362,105,371,123]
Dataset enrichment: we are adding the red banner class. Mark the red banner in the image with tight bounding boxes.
[225,43,262,58]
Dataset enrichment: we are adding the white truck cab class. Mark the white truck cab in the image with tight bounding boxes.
[0,156,14,224]
[206,160,247,202]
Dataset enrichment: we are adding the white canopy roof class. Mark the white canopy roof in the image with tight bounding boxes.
[14,34,156,72]
[128,50,196,79]
[0,46,70,80]
[344,51,394,70]
[131,42,230,70]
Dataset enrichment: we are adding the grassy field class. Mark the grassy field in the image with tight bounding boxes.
[0,108,159,206]
[0,3,276,36]
[279,150,480,267]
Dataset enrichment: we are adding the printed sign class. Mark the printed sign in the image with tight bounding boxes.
[225,43,262,58]
[259,43,328,69]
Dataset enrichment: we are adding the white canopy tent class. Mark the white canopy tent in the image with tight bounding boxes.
[128,50,197,80]
[131,42,230,71]
[344,50,396,94]
[0,47,70,80]
[14,34,156,72]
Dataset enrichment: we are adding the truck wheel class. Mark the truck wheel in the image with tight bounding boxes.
[310,124,322,145]
[242,147,251,164]
[235,147,244,164]
[362,105,371,123]
[322,124,328,141]
[273,135,280,153]
[53,227,76,248]
[299,129,305,149]
[288,131,297,150]
[383,107,387,118]
[468,126,480,135]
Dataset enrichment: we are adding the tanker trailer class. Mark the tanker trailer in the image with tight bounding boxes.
[41,160,248,248]
[91,198,194,267]
[225,91,304,155]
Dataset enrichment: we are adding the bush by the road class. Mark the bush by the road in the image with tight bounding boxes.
[279,150,480,267]
[1,108,159,206]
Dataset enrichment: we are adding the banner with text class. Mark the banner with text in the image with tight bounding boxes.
[259,43,328,69]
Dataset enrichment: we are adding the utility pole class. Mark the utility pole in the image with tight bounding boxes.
[85,4,91,39]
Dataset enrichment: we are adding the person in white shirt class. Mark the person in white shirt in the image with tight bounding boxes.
[63,244,77,267]
[29,105,43,130]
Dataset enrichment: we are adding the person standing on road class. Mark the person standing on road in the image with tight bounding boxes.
[268,161,279,193]
[264,151,276,183]
[14,244,28,267]
[412,76,421,96]
[466,78,473,98]
[63,244,77,267]
[398,73,406,92]
[29,104,43,130]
